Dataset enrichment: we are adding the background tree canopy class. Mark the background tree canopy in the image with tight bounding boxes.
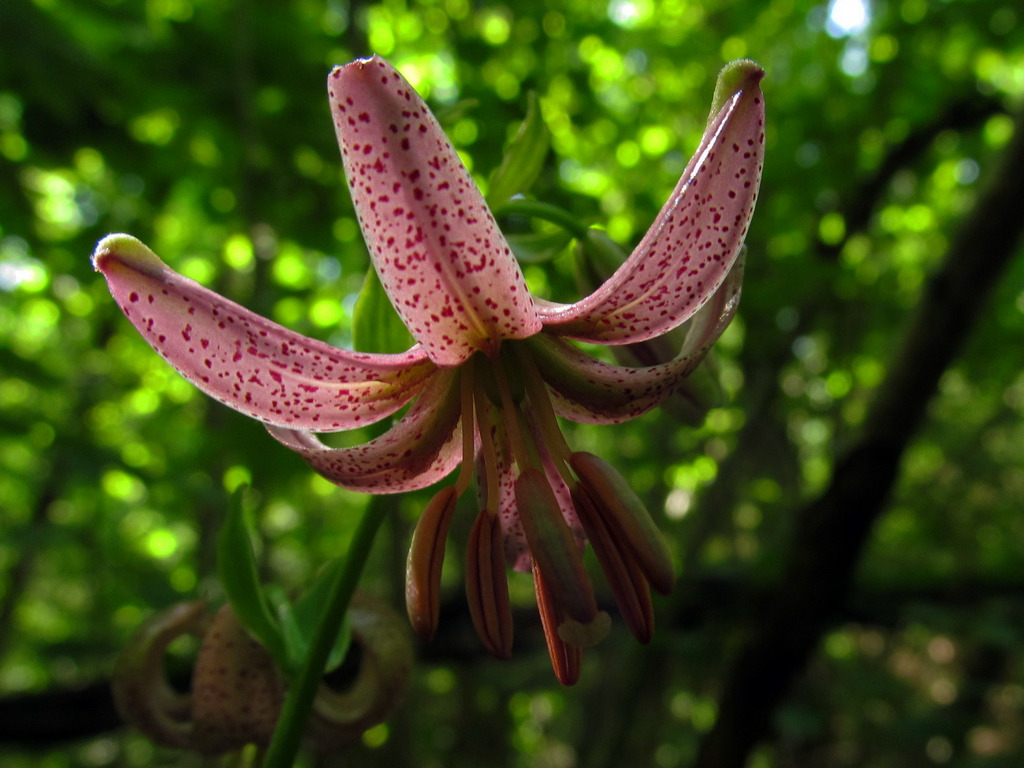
[1,0,1023,766]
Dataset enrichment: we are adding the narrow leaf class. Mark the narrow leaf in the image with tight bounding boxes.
[486,91,551,210]
[216,486,288,668]
[352,267,414,354]
[572,228,627,292]
[506,228,574,264]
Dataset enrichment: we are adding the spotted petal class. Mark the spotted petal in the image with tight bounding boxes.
[265,367,463,492]
[538,61,764,344]
[529,251,744,425]
[328,56,542,366]
[92,234,433,431]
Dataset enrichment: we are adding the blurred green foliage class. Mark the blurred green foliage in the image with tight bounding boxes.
[1,0,1023,766]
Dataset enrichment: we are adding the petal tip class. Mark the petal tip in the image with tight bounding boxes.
[709,59,766,120]
[92,234,166,278]
[720,58,766,89]
[328,54,392,87]
[328,55,380,81]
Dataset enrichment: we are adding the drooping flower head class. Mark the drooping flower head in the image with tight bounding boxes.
[93,56,764,684]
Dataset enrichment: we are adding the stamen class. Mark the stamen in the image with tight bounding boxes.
[473,379,501,513]
[406,486,459,641]
[491,358,533,471]
[570,452,675,594]
[515,468,600,626]
[572,483,655,643]
[533,563,582,686]
[512,343,574,472]
[454,362,477,497]
[465,511,514,659]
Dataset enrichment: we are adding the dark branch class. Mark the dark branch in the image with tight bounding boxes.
[4,577,1024,747]
[694,104,1024,768]
[817,94,1005,260]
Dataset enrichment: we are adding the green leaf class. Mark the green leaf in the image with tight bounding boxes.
[263,585,307,674]
[217,486,288,668]
[573,228,628,293]
[486,91,551,210]
[351,267,414,354]
[507,228,574,264]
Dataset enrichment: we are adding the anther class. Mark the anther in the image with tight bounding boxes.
[515,467,601,626]
[572,482,656,643]
[533,564,583,686]
[406,486,459,641]
[569,452,675,594]
[465,511,514,659]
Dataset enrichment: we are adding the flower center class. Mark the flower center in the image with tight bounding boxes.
[405,340,676,685]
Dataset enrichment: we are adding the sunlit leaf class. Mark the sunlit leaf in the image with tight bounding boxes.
[352,266,415,354]
[216,486,288,669]
[486,92,551,209]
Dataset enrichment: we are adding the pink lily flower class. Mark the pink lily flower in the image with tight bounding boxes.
[93,55,764,685]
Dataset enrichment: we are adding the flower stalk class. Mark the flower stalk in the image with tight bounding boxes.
[263,499,386,768]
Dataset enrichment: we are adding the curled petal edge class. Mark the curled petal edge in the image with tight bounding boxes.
[529,253,743,425]
[266,367,463,492]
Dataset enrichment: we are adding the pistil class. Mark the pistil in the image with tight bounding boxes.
[453,361,478,497]
[490,351,535,473]
[511,343,575,484]
[469,357,502,512]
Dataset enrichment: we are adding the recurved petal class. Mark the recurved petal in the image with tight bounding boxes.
[537,61,764,344]
[527,254,743,425]
[525,335,697,425]
[265,368,463,492]
[328,56,542,366]
[112,601,207,750]
[93,235,433,431]
[675,247,744,360]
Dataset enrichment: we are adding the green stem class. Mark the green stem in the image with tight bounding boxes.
[262,499,387,767]
[495,199,592,240]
